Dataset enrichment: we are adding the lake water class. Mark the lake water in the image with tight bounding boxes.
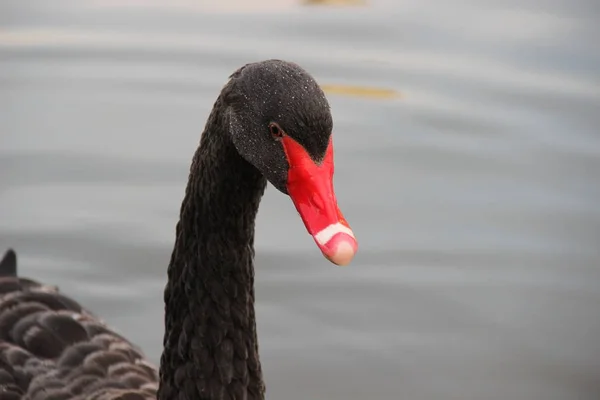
[1,1,599,399]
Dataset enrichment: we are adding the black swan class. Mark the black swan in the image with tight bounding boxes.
[0,60,357,400]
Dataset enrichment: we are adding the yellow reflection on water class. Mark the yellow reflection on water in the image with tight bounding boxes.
[321,84,399,99]
[303,0,367,5]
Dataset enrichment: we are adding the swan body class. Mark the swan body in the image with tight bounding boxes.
[0,59,357,400]
[0,249,158,400]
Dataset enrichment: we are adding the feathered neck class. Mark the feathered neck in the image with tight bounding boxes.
[158,96,268,400]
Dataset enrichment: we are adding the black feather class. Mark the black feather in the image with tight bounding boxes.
[0,249,17,277]
[0,249,159,400]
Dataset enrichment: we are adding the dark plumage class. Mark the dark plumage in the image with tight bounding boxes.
[0,248,158,400]
[0,60,356,400]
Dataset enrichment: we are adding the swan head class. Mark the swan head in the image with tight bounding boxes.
[224,59,357,266]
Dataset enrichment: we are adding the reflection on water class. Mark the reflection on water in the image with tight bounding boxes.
[1,0,599,399]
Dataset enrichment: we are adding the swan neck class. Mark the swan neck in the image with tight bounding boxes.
[158,99,267,400]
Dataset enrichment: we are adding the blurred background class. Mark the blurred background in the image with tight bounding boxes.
[1,0,599,399]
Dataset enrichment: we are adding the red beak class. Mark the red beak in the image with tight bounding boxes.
[281,135,357,266]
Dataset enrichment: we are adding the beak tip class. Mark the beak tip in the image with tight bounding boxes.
[322,233,357,266]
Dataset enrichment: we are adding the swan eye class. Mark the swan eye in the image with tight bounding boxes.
[269,123,284,139]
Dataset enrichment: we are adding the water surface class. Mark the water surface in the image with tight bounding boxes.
[1,1,599,399]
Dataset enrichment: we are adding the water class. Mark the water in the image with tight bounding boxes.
[1,1,599,399]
